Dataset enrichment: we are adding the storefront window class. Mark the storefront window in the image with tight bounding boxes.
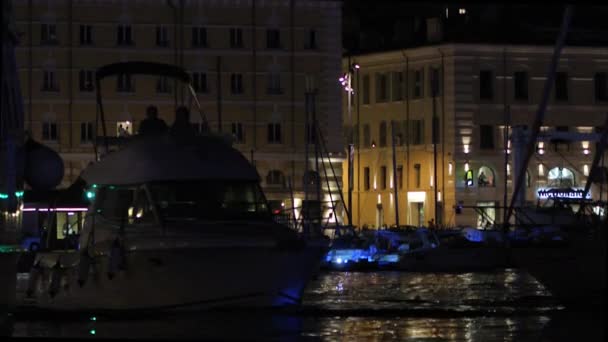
[547,167,575,187]
[476,202,496,229]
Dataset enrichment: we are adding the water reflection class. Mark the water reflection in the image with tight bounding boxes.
[304,269,555,312]
[5,269,604,341]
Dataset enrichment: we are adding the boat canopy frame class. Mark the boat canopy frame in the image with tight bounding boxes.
[94,61,208,157]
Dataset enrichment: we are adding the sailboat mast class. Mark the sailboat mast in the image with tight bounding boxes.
[505,5,573,226]
[391,121,400,227]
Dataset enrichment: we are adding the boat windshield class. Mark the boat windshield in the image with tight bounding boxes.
[148,180,270,221]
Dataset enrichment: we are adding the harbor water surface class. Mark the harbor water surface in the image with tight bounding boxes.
[3,269,605,341]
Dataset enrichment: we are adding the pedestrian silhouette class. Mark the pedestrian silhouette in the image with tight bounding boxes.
[139,105,168,136]
[170,106,197,138]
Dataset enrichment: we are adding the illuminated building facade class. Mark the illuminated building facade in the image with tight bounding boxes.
[13,0,344,222]
[344,44,608,229]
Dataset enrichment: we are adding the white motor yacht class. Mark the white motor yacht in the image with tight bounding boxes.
[23,62,327,312]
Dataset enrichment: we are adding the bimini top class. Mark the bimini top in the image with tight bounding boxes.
[81,134,259,185]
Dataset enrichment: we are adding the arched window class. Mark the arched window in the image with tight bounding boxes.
[266,170,285,186]
[477,166,496,187]
[548,167,575,187]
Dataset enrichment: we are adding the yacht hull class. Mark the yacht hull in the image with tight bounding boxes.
[510,233,607,310]
[24,242,325,312]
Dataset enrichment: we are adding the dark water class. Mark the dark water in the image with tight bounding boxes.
[3,269,606,341]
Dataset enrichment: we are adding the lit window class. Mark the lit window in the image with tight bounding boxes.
[116,121,132,137]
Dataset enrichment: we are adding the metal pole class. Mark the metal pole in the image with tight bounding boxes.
[167,0,178,111]
[391,121,400,227]
[502,48,510,231]
[432,74,439,225]
[216,56,222,132]
[347,63,353,226]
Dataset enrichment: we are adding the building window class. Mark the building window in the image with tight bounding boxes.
[117,73,134,92]
[80,122,94,143]
[480,125,494,149]
[116,25,133,45]
[379,121,387,147]
[79,25,92,45]
[79,70,94,92]
[231,122,245,144]
[414,164,421,188]
[430,67,441,96]
[267,123,281,144]
[362,75,370,104]
[380,166,387,190]
[304,29,316,49]
[192,27,207,47]
[156,26,169,47]
[306,122,316,144]
[267,72,282,94]
[42,70,58,91]
[514,71,528,100]
[479,70,494,100]
[478,166,495,187]
[41,23,58,44]
[594,72,607,101]
[397,165,403,189]
[392,121,403,146]
[156,76,171,93]
[363,123,371,147]
[266,170,285,186]
[465,170,474,187]
[42,121,58,141]
[230,28,243,48]
[266,29,281,49]
[230,73,243,94]
[375,73,388,103]
[413,69,424,98]
[555,72,568,101]
[411,120,424,145]
[192,72,208,93]
[391,72,403,101]
[364,167,370,190]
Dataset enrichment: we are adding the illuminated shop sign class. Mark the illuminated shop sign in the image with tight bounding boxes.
[537,188,591,200]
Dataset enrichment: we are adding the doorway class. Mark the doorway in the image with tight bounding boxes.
[410,202,424,227]
[376,203,384,228]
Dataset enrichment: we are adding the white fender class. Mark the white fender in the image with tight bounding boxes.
[48,260,62,298]
[26,262,43,298]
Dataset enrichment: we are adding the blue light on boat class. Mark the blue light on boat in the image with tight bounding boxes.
[336,258,343,264]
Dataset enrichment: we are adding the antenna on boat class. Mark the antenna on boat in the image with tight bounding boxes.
[187,84,209,132]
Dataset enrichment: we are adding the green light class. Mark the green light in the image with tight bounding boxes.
[89,329,96,335]
[92,184,98,188]
[86,191,96,200]
[15,191,24,198]
[109,185,116,190]
[90,316,97,321]
[0,193,8,200]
